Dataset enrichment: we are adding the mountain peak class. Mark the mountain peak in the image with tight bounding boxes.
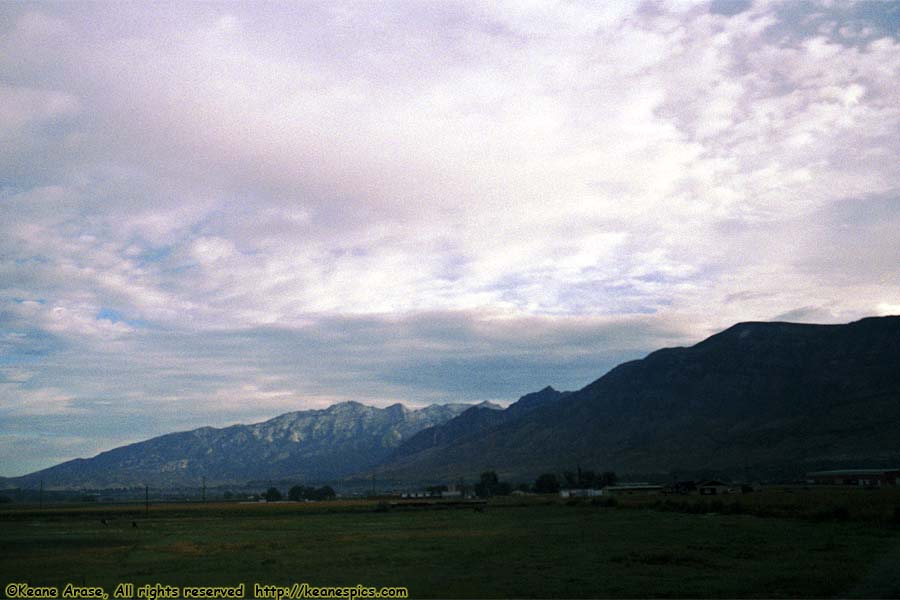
[506,386,568,416]
[476,401,503,410]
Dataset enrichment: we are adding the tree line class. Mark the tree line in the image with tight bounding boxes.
[471,468,618,497]
[262,485,336,502]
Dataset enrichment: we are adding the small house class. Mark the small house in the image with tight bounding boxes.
[697,480,731,495]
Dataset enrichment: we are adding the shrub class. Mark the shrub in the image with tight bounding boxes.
[724,502,745,515]
[811,505,850,522]
[591,496,617,508]
[534,473,560,494]
[831,505,850,521]
[687,502,707,514]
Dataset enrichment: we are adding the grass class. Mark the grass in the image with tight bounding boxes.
[609,485,900,524]
[2,496,900,598]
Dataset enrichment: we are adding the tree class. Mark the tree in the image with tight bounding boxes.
[318,485,336,500]
[289,485,335,501]
[534,473,560,494]
[310,485,336,501]
[579,469,596,489]
[600,471,618,488]
[264,487,282,502]
[289,485,311,501]
[475,471,500,498]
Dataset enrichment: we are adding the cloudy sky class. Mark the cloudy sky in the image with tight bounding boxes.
[1,1,898,476]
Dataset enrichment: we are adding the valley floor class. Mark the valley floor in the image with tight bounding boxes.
[2,492,900,598]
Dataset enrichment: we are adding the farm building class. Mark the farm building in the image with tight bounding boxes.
[697,481,732,495]
[559,488,603,498]
[600,484,663,496]
[401,485,465,499]
[663,481,697,495]
[401,491,437,499]
[806,469,900,487]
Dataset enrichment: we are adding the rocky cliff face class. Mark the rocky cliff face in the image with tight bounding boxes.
[14,401,470,488]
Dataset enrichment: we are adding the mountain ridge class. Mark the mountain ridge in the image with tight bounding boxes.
[372,316,900,481]
[8,401,471,489]
[8,316,900,489]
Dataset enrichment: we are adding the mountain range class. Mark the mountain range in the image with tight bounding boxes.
[9,402,470,488]
[375,316,900,481]
[7,316,900,489]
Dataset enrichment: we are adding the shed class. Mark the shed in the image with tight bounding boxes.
[601,484,662,496]
[806,469,900,487]
[697,480,731,495]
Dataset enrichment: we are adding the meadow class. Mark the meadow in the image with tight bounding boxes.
[2,489,900,598]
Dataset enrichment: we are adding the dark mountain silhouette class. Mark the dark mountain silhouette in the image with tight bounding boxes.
[374,316,900,481]
[386,386,569,461]
[8,316,899,489]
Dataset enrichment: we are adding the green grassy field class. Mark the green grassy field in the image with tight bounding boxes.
[611,485,900,523]
[2,495,900,598]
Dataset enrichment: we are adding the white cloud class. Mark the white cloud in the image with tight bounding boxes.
[1,1,898,474]
[0,83,79,134]
[0,384,77,417]
[2,1,896,325]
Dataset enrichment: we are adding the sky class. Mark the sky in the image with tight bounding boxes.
[1,1,899,477]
